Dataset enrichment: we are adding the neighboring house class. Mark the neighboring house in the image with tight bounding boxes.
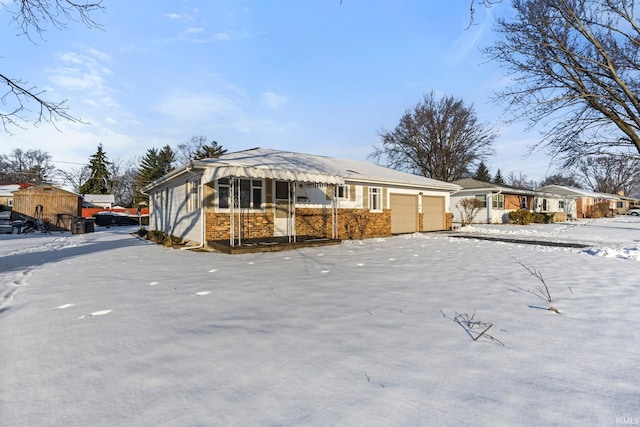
[82,194,115,209]
[450,179,539,224]
[0,183,34,210]
[536,185,619,218]
[612,193,640,215]
[143,147,461,246]
[12,185,83,231]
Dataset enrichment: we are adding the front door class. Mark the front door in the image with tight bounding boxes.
[274,181,294,237]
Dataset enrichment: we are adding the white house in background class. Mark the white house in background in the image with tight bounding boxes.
[450,178,540,224]
[82,194,115,209]
[142,147,461,246]
[535,185,619,218]
[0,184,20,209]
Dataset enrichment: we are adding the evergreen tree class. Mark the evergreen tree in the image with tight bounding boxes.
[79,144,112,194]
[493,169,505,185]
[473,161,492,182]
[134,145,175,203]
[193,140,227,160]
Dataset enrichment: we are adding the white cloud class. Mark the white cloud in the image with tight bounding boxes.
[47,49,118,109]
[261,92,288,110]
[153,92,242,123]
[184,27,204,34]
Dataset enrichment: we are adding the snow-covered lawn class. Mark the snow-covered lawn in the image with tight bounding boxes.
[1,217,639,426]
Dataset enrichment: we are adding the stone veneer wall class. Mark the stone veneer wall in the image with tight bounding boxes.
[296,207,391,240]
[205,211,274,241]
[205,207,393,241]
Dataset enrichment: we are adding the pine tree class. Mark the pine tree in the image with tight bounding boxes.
[79,144,112,194]
[493,169,505,185]
[134,145,175,202]
[193,140,227,160]
[136,146,175,186]
[473,161,492,182]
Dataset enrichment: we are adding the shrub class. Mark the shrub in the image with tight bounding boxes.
[593,201,612,218]
[531,212,546,224]
[508,209,533,225]
[457,197,484,226]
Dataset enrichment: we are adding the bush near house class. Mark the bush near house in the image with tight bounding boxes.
[509,209,533,225]
[509,210,567,225]
[592,201,613,218]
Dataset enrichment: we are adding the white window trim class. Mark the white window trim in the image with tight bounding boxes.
[368,187,382,212]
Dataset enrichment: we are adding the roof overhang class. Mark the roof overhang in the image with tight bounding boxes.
[201,163,344,185]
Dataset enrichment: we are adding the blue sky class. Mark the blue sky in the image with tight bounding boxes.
[2,0,555,181]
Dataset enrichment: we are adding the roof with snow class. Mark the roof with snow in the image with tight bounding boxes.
[536,185,620,200]
[146,148,461,192]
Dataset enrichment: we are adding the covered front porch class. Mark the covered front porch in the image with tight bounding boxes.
[200,164,344,248]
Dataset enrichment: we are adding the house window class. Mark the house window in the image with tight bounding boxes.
[369,187,382,211]
[559,200,565,210]
[521,196,528,209]
[475,194,487,208]
[275,181,290,200]
[335,185,349,199]
[492,194,504,209]
[218,178,263,210]
[542,198,548,211]
[617,201,624,208]
[186,179,201,212]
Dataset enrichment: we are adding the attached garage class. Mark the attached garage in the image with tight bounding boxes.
[390,194,418,234]
[422,195,445,231]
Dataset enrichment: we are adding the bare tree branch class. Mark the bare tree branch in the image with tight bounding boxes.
[1,1,104,133]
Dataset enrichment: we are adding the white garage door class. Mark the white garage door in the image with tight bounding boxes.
[422,196,445,231]
[390,194,418,234]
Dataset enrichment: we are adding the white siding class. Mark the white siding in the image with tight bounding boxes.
[149,176,203,244]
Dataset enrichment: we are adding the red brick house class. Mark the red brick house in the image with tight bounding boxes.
[143,148,460,247]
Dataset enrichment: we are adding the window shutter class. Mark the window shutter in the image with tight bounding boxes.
[363,186,369,208]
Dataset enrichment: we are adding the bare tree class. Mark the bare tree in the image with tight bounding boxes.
[1,1,104,133]
[538,173,581,188]
[486,0,640,164]
[506,171,536,189]
[57,165,90,192]
[108,157,139,206]
[371,92,497,182]
[574,153,640,196]
[0,148,56,184]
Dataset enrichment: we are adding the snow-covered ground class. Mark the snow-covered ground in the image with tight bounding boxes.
[1,217,639,426]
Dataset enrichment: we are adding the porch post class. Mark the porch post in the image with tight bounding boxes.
[229,177,235,247]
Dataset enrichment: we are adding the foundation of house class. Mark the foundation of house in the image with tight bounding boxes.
[207,235,342,254]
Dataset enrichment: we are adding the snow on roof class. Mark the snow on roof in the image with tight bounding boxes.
[83,194,115,204]
[536,185,620,200]
[0,184,20,197]
[192,148,460,191]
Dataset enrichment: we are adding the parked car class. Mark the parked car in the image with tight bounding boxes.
[626,207,640,216]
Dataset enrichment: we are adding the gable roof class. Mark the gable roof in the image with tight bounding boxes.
[536,185,620,200]
[452,178,537,195]
[146,148,461,192]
